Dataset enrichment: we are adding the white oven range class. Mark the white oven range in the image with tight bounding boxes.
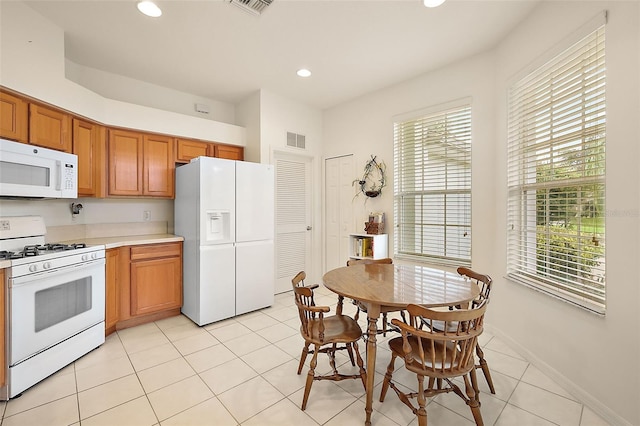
[0,216,105,399]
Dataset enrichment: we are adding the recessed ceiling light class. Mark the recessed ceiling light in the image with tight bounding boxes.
[137,1,162,17]
[297,69,311,78]
[423,0,445,7]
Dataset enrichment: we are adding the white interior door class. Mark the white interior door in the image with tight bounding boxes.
[324,155,354,272]
[274,153,312,294]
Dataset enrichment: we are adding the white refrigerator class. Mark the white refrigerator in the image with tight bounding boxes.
[175,156,275,326]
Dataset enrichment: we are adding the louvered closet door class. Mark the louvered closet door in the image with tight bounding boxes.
[274,153,312,294]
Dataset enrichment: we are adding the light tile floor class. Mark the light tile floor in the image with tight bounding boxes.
[0,286,611,426]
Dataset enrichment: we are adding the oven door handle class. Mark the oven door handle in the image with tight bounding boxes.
[10,258,105,287]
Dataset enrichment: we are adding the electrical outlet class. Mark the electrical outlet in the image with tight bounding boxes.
[143,211,151,221]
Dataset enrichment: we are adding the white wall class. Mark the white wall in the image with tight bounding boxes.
[65,60,236,125]
[493,2,639,425]
[236,91,262,163]
[0,198,173,229]
[323,2,639,425]
[0,2,245,144]
[258,90,324,281]
[323,52,497,275]
[0,1,244,231]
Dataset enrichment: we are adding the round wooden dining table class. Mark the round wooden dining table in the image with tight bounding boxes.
[322,263,480,426]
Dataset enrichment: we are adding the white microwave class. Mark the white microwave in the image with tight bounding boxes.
[0,138,78,199]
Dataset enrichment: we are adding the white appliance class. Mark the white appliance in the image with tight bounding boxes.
[0,138,78,199]
[0,216,105,400]
[175,157,275,326]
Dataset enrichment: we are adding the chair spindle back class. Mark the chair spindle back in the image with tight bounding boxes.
[392,301,487,376]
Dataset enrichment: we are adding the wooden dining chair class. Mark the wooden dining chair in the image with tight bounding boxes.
[380,301,488,426]
[291,271,367,410]
[423,266,495,394]
[346,257,399,336]
[456,266,495,394]
[291,271,358,370]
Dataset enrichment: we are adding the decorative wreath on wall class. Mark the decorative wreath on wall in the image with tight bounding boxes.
[353,155,387,198]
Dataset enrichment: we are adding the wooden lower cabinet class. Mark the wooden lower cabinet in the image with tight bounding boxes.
[105,248,121,335]
[131,256,181,316]
[108,242,183,333]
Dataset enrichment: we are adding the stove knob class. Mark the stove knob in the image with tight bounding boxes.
[43,262,52,270]
[82,254,89,261]
[91,253,98,260]
[29,265,38,272]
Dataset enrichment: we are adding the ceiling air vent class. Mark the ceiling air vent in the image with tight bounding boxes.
[229,0,273,16]
[287,132,306,149]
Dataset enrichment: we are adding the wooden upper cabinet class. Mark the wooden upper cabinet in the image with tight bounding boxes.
[214,144,244,161]
[0,91,28,142]
[108,129,144,196]
[175,138,210,163]
[73,118,106,197]
[108,129,174,198]
[29,103,72,152]
[143,134,174,197]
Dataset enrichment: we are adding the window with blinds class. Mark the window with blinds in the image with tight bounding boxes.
[507,25,606,314]
[394,104,471,265]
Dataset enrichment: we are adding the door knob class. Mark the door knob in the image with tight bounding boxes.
[307,226,312,231]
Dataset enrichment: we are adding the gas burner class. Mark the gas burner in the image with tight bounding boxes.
[0,251,24,260]
[19,243,88,255]
[22,245,44,256]
[43,243,67,251]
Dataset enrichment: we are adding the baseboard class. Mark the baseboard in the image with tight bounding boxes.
[485,324,632,426]
[115,308,182,331]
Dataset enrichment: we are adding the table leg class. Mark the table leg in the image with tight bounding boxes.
[365,304,380,426]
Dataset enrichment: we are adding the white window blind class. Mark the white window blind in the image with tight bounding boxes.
[507,25,606,314]
[394,105,471,265]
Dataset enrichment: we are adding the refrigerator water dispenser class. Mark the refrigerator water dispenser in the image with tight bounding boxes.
[205,210,231,242]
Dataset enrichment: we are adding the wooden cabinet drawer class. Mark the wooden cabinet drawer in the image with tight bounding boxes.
[130,242,181,261]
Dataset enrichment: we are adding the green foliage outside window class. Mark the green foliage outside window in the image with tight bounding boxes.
[533,138,605,297]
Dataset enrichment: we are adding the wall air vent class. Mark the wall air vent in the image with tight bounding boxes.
[229,0,273,16]
[287,132,306,149]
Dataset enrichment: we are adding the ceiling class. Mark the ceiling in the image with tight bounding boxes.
[24,0,540,110]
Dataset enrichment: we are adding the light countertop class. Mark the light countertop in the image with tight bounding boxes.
[72,234,183,250]
[0,234,185,269]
